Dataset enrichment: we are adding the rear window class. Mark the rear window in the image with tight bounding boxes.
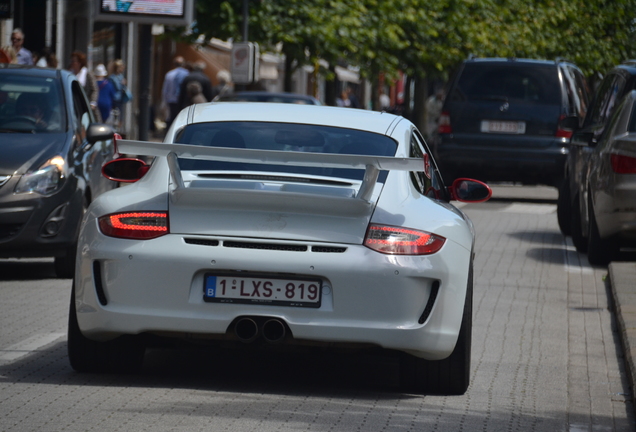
[216,94,320,105]
[451,62,561,105]
[174,121,397,181]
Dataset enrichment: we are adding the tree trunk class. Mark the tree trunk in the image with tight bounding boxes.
[284,54,294,93]
[412,76,428,134]
[325,64,338,106]
[402,75,412,119]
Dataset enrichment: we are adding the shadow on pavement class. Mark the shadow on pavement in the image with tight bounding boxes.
[0,340,407,399]
[0,258,57,281]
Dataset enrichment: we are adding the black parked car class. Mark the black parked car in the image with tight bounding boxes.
[435,57,590,186]
[558,61,636,261]
[0,65,117,277]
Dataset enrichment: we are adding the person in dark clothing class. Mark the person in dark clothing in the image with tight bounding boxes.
[178,61,214,110]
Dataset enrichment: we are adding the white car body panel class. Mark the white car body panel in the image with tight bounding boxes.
[75,103,475,360]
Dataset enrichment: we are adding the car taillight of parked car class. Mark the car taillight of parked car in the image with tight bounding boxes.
[98,212,169,239]
[438,112,452,134]
[555,114,574,139]
[610,153,636,174]
[364,224,446,255]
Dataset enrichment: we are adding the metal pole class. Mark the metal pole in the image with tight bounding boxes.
[138,24,152,141]
[242,0,248,42]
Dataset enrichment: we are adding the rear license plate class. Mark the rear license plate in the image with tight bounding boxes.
[204,274,322,308]
[480,120,526,134]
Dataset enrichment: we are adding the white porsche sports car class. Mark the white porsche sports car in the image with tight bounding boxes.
[69,103,491,395]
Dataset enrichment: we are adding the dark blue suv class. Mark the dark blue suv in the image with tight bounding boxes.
[435,58,590,186]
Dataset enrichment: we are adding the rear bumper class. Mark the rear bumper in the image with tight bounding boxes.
[436,133,568,185]
[595,183,636,245]
[74,221,472,360]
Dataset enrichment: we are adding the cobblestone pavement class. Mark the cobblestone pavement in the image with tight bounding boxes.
[0,186,634,431]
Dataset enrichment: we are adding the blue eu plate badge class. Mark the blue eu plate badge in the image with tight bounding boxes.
[205,276,217,298]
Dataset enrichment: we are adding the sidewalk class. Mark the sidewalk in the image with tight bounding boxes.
[609,262,636,406]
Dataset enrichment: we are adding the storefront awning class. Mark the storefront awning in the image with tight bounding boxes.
[335,66,360,84]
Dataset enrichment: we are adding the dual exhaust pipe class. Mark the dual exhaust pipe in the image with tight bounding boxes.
[234,317,287,343]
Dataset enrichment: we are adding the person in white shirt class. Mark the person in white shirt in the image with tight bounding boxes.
[11,29,33,65]
[162,56,189,127]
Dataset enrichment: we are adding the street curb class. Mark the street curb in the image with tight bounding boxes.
[609,262,636,406]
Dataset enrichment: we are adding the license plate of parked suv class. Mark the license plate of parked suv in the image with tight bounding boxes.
[203,274,322,307]
[480,120,526,134]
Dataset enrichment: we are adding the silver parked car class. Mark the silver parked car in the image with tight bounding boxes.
[579,90,636,265]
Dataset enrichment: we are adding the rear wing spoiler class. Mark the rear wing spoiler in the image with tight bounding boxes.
[117,140,425,202]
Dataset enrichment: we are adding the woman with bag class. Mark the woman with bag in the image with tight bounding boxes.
[108,59,131,130]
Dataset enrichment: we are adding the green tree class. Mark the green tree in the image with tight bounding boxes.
[176,0,636,112]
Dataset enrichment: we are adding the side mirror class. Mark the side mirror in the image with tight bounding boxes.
[87,124,115,144]
[559,115,580,131]
[449,178,492,203]
[571,130,595,147]
[102,158,150,183]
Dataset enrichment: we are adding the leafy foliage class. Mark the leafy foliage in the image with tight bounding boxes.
[182,0,636,81]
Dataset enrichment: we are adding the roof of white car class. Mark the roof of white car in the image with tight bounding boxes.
[188,102,404,136]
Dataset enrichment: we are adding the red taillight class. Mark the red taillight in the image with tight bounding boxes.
[98,212,169,239]
[438,111,452,134]
[364,224,446,255]
[611,153,636,174]
[555,128,573,138]
[556,114,574,138]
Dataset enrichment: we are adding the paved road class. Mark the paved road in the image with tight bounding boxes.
[1,186,634,431]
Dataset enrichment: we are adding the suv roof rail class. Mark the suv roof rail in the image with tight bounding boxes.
[621,59,636,66]
[555,57,572,64]
[467,54,476,60]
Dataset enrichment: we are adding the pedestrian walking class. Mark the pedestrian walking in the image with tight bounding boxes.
[214,70,233,99]
[178,61,214,111]
[0,46,17,64]
[424,88,444,141]
[162,56,189,127]
[11,29,33,65]
[187,81,207,104]
[108,59,131,131]
[68,51,98,115]
[94,64,117,124]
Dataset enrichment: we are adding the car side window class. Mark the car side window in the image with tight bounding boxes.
[602,76,626,124]
[410,132,445,200]
[587,74,626,128]
[562,65,589,122]
[571,67,590,119]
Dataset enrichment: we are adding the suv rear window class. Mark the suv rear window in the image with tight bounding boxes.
[451,62,561,105]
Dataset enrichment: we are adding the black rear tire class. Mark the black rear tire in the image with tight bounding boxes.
[570,195,587,253]
[68,283,145,373]
[54,244,77,279]
[587,199,618,266]
[557,180,571,236]
[400,265,472,395]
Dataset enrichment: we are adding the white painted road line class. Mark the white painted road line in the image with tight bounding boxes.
[0,333,65,362]
[563,236,594,274]
[501,203,556,214]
